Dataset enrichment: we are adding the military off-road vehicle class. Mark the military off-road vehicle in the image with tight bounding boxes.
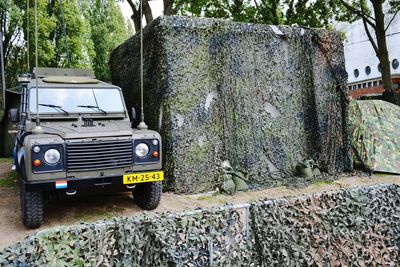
[9,68,163,229]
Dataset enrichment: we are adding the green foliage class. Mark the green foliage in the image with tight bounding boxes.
[86,0,130,81]
[174,0,349,28]
[0,0,130,89]
[0,0,26,87]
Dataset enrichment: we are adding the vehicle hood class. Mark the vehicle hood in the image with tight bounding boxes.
[38,120,134,139]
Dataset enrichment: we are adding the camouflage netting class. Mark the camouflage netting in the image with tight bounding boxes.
[1,184,399,266]
[349,100,400,174]
[110,16,352,194]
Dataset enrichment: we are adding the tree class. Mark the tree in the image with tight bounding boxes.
[334,0,400,104]
[86,0,130,81]
[125,0,154,32]
[1,0,26,87]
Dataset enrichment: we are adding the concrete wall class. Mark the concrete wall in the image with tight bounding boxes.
[110,16,352,194]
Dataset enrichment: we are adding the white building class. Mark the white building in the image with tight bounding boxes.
[336,7,400,97]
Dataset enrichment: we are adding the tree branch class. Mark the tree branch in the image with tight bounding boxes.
[385,9,399,32]
[126,0,138,17]
[126,0,140,32]
[362,18,379,56]
[339,0,376,30]
[142,0,153,24]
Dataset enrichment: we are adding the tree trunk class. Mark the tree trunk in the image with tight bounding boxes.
[164,0,174,15]
[372,1,392,92]
[371,1,400,105]
[143,0,153,24]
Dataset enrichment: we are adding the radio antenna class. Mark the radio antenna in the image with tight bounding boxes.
[59,0,70,67]
[0,32,5,110]
[32,0,43,134]
[137,0,148,130]
[27,0,30,71]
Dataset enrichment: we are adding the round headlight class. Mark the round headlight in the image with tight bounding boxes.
[44,149,61,164]
[135,143,149,158]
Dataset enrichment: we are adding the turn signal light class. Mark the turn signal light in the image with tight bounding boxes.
[33,159,41,167]
[152,151,159,158]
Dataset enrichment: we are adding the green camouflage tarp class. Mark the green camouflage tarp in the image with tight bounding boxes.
[349,100,400,174]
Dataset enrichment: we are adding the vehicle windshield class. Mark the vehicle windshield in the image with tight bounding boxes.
[29,88,125,114]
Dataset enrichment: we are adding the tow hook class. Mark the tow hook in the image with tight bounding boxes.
[66,189,77,196]
[126,185,136,190]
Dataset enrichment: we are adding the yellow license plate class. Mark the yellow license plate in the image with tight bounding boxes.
[123,171,164,184]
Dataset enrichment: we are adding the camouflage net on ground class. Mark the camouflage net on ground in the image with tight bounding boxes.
[1,184,399,266]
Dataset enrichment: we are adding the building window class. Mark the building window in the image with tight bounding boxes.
[358,84,362,89]
[362,83,367,88]
[378,63,381,73]
[392,59,399,69]
[373,81,378,87]
[379,80,383,85]
[348,86,352,90]
[365,66,371,75]
[353,85,357,90]
[368,82,372,87]
[354,69,360,78]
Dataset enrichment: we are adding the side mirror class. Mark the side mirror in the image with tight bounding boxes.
[131,107,137,124]
[9,108,20,124]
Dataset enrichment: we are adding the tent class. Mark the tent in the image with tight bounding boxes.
[349,100,400,174]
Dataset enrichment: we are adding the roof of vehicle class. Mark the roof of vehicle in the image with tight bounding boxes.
[43,76,99,84]
[27,77,120,89]
[28,67,119,89]
[33,67,95,78]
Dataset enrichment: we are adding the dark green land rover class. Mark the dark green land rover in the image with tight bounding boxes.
[9,68,163,229]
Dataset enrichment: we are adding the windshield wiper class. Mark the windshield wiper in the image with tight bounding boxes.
[39,104,69,115]
[77,105,107,115]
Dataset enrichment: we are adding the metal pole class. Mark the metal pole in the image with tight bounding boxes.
[137,0,148,130]
[59,0,70,67]
[35,0,39,126]
[140,0,143,120]
[27,0,30,71]
[0,32,6,109]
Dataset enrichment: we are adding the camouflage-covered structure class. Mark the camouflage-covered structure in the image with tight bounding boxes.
[349,100,400,174]
[1,184,399,266]
[110,16,352,193]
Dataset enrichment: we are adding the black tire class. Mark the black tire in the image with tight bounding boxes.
[19,162,43,229]
[133,182,162,210]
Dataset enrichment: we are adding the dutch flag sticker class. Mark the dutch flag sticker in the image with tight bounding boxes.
[55,180,68,189]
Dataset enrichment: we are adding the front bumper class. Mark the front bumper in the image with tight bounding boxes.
[23,171,162,192]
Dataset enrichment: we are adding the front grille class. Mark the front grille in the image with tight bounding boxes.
[67,139,133,171]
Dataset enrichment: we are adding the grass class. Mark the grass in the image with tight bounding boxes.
[0,158,17,188]
[312,180,335,188]
[374,172,393,177]
[0,158,13,164]
[196,195,214,202]
[74,205,125,222]
[0,171,18,188]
